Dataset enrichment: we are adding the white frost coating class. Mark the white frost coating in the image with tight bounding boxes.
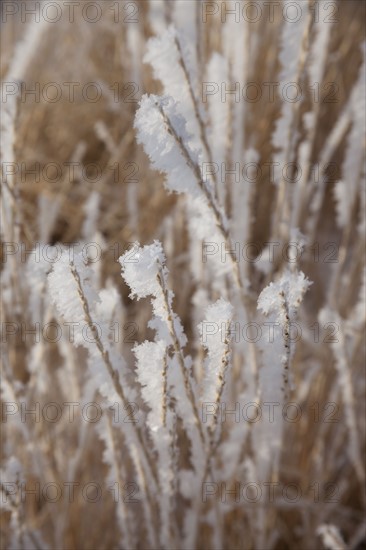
[5,12,49,83]
[133,340,174,549]
[82,191,100,239]
[119,240,166,300]
[47,250,98,347]
[254,269,311,481]
[199,298,234,405]
[255,245,275,275]
[95,286,120,323]
[25,252,53,324]
[334,46,366,228]
[222,12,248,161]
[206,53,230,162]
[134,340,166,432]
[272,0,310,183]
[189,194,228,240]
[134,340,174,548]
[143,26,202,148]
[38,194,61,245]
[131,325,180,548]
[135,94,231,280]
[134,94,202,198]
[47,249,131,406]
[172,1,198,45]
[288,227,307,263]
[148,0,166,35]
[350,268,366,330]
[277,1,308,87]
[96,417,131,549]
[0,457,23,492]
[253,311,285,481]
[168,355,205,478]
[186,196,231,288]
[120,241,187,348]
[319,307,365,483]
[333,180,351,228]
[0,379,28,440]
[317,524,346,550]
[206,53,230,205]
[308,17,333,87]
[258,270,312,319]
[1,4,50,229]
[231,147,259,263]
[126,24,142,86]
[358,174,366,236]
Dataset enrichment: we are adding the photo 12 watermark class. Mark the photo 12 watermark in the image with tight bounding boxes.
[200,161,340,186]
[1,160,139,185]
[201,241,339,264]
[201,400,340,425]
[202,480,340,504]
[201,1,339,24]
[2,400,140,425]
[1,1,140,24]
[1,480,140,504]
[1,81,142,105]
[201,81,339,104]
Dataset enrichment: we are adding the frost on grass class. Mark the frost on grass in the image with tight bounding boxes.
[134,94,201,198]
[143,25,202,141]
[199,298,234,407]
[120,241,186,347]
[258,270,312,321]
[317,524,346,550]
[3,7,365,550]
[255,270,312,480]
[47,249,99,346]
[133,340,167,432]
[119,240,167,300]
